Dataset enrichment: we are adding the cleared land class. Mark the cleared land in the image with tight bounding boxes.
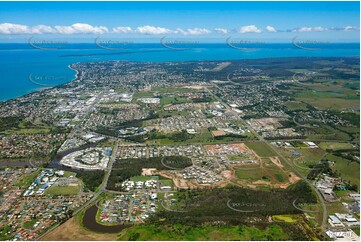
[245,142,277,157]
[41,217,118,241]
[326,154,360,186]
[318,142,354,151]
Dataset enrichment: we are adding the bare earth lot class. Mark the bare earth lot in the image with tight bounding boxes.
[41,217,118,241]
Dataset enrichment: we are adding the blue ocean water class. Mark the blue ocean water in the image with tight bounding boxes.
[0,43,359,101]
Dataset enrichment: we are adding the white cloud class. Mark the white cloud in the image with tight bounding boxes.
[313,26,326,32]
[266,26,276,32]
[135,25,173,35]
[0,23,108,35]
[112,26,133,34]
[295,26,326,32]
[239,25,261,33]
[176,28,211,35]
[0,23,32,34]
[214,28,228,34]
[295,27,311,32]
[31,25,56,34]
[0,23,57,34]
[343,26,359,31]
[54,23,108,34]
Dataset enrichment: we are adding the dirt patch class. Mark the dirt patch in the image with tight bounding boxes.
[288,172,301,183]
[211,130,226,137]
[184,85,206,90]
[158,171,227,190]
[279,173,301,189]
[41,217,118,241]
[269,156,284,168]
[204,143,252,156]
[141,168,157,176]
[221,170,234,179]
[253,180,271,185]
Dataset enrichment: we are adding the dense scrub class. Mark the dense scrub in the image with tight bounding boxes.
[149,181,316,226]
[75,170,104,192]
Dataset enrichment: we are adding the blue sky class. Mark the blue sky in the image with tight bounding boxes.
[0,1,359,42]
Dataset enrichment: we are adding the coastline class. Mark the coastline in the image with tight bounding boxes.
[68,64,80,80]
[0,55,360,103]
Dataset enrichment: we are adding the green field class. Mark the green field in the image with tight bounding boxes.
[45,185,81,195]
[326,154,360,187]
[150,129,214,145]
[15,169,41,189]
[117,224,297,241]
[295,88,359,110]
[22,218,39,229]
[235,167,263,181]
[318,142,354,151]
[306,125,351,141]
[285,101,309,111]
[160,97,189,106]
[0,118,60,135]
[152,86,203,94]
[272,215,298,223]
[245,142,277,157]
[159,178,173,187]
[63,171,77,178]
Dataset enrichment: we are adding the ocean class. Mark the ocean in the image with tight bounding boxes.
[0,43,359,101]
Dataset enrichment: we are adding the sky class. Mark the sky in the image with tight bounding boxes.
[0,1,359,43]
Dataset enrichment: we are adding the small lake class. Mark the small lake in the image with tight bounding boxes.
[82,204,131,233]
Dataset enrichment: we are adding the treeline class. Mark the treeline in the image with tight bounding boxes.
[75,170,104,192]
[307,159,358,191]
[264,136,306,141]
[148,181,316,227]
[107,156,192,191]
[0,116,23,132]
[306,161,337,180]
[214,133,248,140]
[191,97,213,103]
[330,111,360,127]
[331,150,360,163]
